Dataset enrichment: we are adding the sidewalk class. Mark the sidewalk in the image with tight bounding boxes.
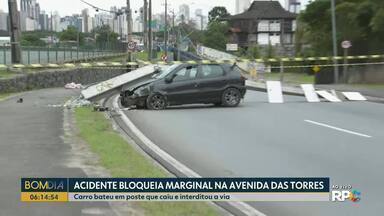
[316,84,384,99]
[0,88,116,216]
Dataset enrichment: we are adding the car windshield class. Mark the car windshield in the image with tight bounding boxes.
[152,64,180,79]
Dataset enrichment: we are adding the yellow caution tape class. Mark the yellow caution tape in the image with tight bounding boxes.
[95,62,106,66]
[110,62,123,66]
[127,62,139,66]
[13,64,25,68]
[3,54,383,69]
[47,64,59,67]
[30,64,43,68]
[80,63,92,67]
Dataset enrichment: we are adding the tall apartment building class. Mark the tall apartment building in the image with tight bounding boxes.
[235,0,251,14]
[20,0,41,30]
[0,10,8,31]
[81,9,89,33]
[286,0,301,13]
[179,4,190,23]
[39,11,49,31]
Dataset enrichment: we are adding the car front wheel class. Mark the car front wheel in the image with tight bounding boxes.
[146,94,167,110]
[120,97,129,108]
[222,88,241,107]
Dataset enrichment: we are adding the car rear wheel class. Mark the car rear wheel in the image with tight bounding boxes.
[222,88,241,107]
[146,94,167,110]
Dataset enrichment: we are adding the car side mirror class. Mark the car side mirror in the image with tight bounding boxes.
[165,76,173,83]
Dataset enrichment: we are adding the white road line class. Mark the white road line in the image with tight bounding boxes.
[304,120,372,138]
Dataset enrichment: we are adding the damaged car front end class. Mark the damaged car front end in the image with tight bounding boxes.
[120,81,153,109]
[119,64,178,108]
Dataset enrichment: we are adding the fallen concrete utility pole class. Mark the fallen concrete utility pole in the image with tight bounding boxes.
[81,65,167,101]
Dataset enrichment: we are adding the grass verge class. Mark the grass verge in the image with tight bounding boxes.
[0,70,17,79]
[349,84,384,90]
[0,92,13,101]
[74,107,219,216]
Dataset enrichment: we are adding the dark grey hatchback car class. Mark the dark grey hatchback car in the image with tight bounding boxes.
[120,63,247,110]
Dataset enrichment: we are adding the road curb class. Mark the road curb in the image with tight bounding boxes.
[111,96,266,216]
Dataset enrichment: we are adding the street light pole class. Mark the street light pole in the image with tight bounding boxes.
[143,0,148,49]
[8,0,22,63]
[126,0,133,62]
[164,0,168,58]
[148,0,152,60]
[331,0,339,83]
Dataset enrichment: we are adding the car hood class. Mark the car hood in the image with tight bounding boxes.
[122,78,156,92]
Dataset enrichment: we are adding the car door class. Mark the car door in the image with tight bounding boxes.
[196,64,227,102]
[161,64,199,105]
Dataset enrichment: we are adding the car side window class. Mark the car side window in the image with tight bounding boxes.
[200,65,224,78]
[173,65,198,82]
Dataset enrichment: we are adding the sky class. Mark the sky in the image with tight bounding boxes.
[0,0,310,18]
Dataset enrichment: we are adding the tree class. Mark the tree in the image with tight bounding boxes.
[59,26,84,45]
[246,43,260,59]
[177,21,204,46]
[202,21,228,51]
[21,33,46,47]
[299,0,384,55]
[93,25,119,49]
[208,7,230,23]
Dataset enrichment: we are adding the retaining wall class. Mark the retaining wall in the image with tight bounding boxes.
[0,67,131,93]
[347,65,384,84]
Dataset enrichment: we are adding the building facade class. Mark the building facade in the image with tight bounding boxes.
[20,0,41,31]
[0,10,8,31]
[51,11,60,32]
[286,0,301,13]
[227,1,296,47]
[179,4,190,23]
[39,11,49,31]
[236,0,251,14]
[81,9,89,33]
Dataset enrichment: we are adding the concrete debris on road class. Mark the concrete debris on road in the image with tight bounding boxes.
[63,97,92,108]
[65,82,84,89]
[93,105,109,112]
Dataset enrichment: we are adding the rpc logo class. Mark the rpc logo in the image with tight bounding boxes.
[331,190,361,202]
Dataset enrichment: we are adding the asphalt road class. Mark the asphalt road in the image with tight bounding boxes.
[124,90,384,216]
[0,89,115,216]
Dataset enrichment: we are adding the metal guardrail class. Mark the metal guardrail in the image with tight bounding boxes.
[0,46,123,65]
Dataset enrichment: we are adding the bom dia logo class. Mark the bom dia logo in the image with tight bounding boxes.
[21,178,67,192]
[331,190,361,202]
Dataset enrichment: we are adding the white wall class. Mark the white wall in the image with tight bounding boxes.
[0,11,7,31]
[257,33,281,45]
[257,33,269,45]
[236,0,251,14]
[270,34,280,45]
[258,20,281,32]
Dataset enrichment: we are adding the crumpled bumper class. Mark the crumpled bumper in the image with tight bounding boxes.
[120,93,147,108]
